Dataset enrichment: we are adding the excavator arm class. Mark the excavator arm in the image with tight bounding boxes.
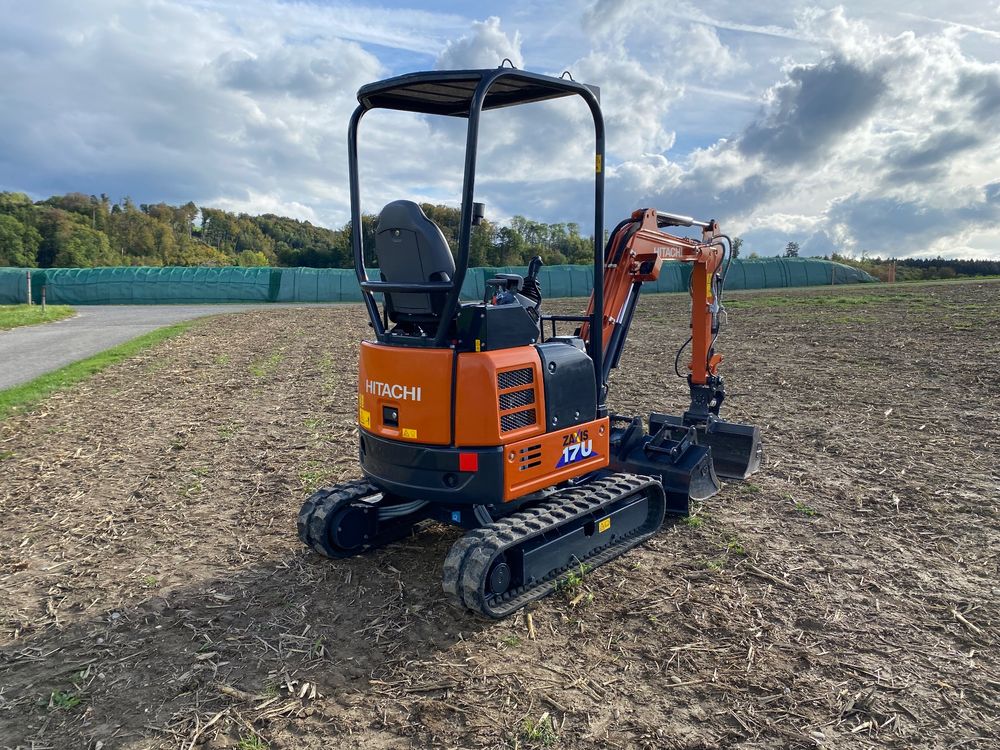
[579,207,761,481]
[580,207,728,420]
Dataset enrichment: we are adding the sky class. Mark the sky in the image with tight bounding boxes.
[1,1,999,258]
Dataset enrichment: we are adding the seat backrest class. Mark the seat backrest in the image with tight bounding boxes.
[374,200,455,324]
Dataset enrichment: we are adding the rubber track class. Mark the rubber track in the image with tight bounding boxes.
[442,473,666,618]
[298,479,421,558]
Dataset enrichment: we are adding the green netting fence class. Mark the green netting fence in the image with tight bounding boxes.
[0,258,875,305]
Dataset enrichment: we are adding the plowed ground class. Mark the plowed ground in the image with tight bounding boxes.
[1,280,997,750]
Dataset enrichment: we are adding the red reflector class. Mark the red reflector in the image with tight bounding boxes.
[459,452,479,472]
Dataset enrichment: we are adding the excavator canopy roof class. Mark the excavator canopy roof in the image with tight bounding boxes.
[356,68,600,117]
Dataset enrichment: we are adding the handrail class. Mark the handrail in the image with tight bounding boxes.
[347,105,384,337]
[360,280,453,293]
[540,314,591,322]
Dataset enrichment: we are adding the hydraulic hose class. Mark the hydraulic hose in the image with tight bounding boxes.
[378,499,428,520]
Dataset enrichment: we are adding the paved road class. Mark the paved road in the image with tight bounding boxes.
[0,305,268,390]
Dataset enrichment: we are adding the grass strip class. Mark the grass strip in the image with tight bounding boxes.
[723,293,911,309]
[0,304,75,330]
[0,321,195,420]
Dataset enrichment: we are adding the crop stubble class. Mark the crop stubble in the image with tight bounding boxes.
[1,281,997,749]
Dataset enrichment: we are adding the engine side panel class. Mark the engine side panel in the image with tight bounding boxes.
[454,347,546,447]
[535,340,597,431]
[503,417,610,501]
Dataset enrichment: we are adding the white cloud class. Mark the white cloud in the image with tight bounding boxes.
[437,16,523,69]
[207,190,321,223]
[640,6,1000,257]
[0,0,998,259]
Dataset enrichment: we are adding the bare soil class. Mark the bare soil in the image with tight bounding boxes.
[1,280,997,750]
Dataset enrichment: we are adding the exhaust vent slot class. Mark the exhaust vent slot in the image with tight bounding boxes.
[499,388,535,411]
[498,367,533,390]
[518,443,542,471]
[501,409,536,433]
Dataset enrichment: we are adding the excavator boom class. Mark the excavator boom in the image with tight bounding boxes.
[580,208,762,480]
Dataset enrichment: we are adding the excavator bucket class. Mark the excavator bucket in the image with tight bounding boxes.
[701,419,763,480]
[676,442,724,502]
[650,413,763,481]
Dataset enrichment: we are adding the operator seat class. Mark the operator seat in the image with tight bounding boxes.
[374,200,455,326]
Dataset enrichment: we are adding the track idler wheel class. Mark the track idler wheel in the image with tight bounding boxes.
[487,558,512,596]
[297,480,426,559]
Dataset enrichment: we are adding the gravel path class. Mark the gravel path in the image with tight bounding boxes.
[0,304,269,389]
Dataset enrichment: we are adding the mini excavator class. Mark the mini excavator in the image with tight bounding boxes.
[298,66,763,618]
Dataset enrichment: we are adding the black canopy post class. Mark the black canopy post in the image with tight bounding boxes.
[347,104,384,337]
[433,72,488,346]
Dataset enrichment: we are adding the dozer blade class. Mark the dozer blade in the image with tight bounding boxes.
[650,413,763,481]
[607,415,721,514]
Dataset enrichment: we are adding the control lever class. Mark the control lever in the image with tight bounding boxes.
[522,255,543,308]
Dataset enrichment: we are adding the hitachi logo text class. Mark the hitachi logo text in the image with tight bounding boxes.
[366,380,422,402]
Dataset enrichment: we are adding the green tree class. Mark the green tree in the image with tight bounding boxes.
[784,241,799,258]
[0,191,34,211]
[731,237,743,259]
[0,214,41,266]
[237,250,269,267]
[494,226,526,265]
[171,239,233,266]
[469,219,496,267]
[52,223,115,267]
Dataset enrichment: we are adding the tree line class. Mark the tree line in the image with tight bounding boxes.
[2,191,997,278]
[826,253,1000,281]
[0,191,595,269]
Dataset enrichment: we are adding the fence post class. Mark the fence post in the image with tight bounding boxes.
[26,270,32,305]
[41,285,46,312]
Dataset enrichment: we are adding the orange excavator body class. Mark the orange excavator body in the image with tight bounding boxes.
[298,66,762,619]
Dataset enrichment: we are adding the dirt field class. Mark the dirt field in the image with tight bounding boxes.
[1,280,997,750]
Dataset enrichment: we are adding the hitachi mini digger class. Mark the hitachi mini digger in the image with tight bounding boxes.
[298,66,763,618]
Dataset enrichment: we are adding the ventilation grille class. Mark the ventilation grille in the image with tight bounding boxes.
[518,443,542,471]
[498,367,533,390]
[501,409,536,433]
[499,388,535,411]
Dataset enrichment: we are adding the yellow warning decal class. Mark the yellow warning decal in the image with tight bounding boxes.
[402,428,418,439]
[598,517,611,533]
[359,408,371,429]
[475,339,482,352]
[359,394,365,409]
[706,274,713,300]
[595,154,602,173]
